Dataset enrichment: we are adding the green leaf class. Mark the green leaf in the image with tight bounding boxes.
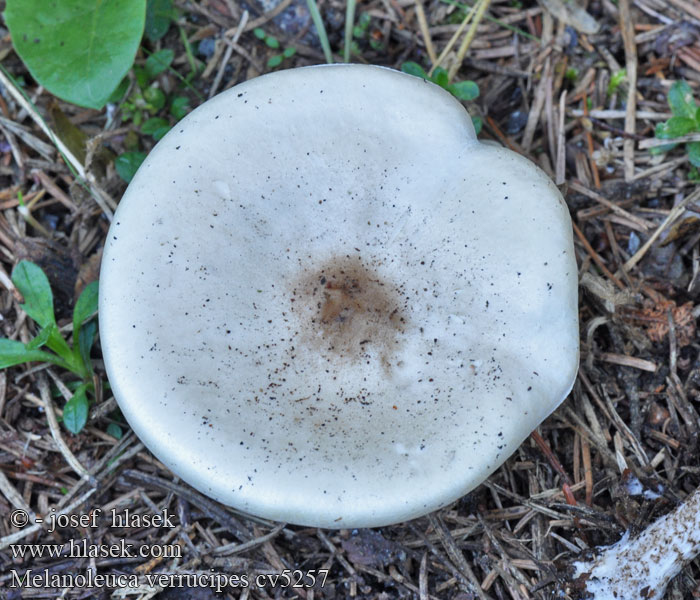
[688,142,700,167]
[655,116,697,139]
[267,55,283,69]
[4,0,146,109]
[142,117,170,139]
[145,49,174,78]
[170,96,189,119]
[12,260,56,328]
[265,36,280,49]
[63,384,89,434]
[115,151,147,183]
[26,323,57,351]
[107,423,123,439]
[134,65,150,89]
[449,80,479,101]
[0,338,62,369]
[668,80,697,119]
[471,115,483,135]
[78,320,97,375]
[649,142,677,155]
[283,47,296,59]
[73,281,98,338]
[145,0,174,42]
[253,28,266,40]
[401,62,428,79]
[143,86,166,111]
[432,68,449,89]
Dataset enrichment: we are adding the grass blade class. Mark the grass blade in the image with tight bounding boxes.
[306,0,333,64]
[344,0,357,63]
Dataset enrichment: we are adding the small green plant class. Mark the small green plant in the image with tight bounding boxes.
[344,12,383,57]
[253,28,297,69]
[0,260,99,434]
[112,47,192,182]
[654,80,700,166]
[400,62,481,132]
[607,69,627,96]
[564,67,579,83]
[117,48,187,135]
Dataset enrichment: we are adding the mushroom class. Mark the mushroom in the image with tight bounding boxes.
[99,64,579,528]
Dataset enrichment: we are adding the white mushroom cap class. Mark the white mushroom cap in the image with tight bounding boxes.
[99,64,579,528]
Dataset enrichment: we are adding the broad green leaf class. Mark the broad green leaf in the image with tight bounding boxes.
[63,384,89,434]
[145,49,174,78]
[115,151,147,183]
[253,28,266,40]
[73,281,98,337]
[26,323,57,350]
[655,117,697,139]
[401,62,428,79]
[5,0,146,109]
[145,0,174,42]
[688,142,700,167]
[12,260,55,328]
[668,80,696,119]
[0,338,67,370]
[449,80,479,101]
[283,47,296,59]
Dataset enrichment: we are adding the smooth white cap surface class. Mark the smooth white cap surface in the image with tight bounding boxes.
[100,64,579,527]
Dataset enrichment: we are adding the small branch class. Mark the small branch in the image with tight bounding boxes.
[572,486,700,599]
[619,0,638,182]
[639,132,700,149]
[621,187,700,273]
[414,0,437,66]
